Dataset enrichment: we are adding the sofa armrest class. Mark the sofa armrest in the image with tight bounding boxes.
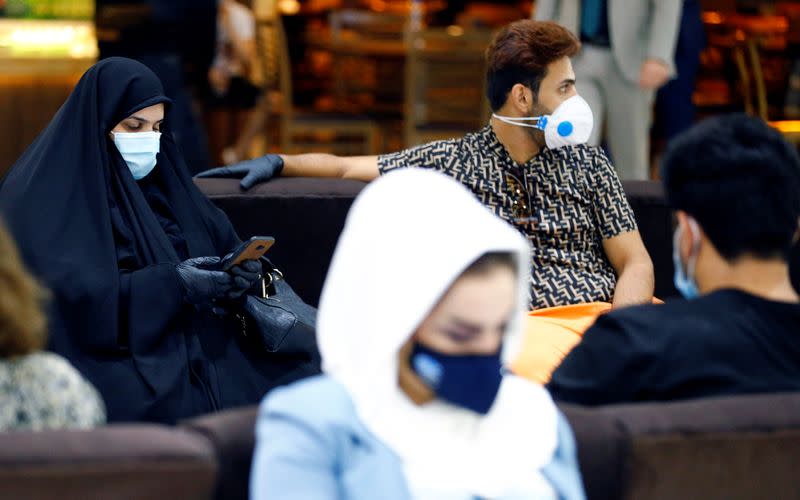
[182,405,260,500]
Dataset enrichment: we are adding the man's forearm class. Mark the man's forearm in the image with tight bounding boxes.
[280,154,379,181]
[611,260,654,308]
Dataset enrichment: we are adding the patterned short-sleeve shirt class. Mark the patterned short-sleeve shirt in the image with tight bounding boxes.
[378,125,637,309]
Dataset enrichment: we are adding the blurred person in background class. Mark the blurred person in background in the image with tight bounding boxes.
[96,0,217,173]
[205,0,260,165]
[251,169,585,500]
[535,0,682,180]
[0,218,105,431]
[654,0,706,143]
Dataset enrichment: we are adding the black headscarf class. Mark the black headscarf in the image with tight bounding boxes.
[0,58,315,422]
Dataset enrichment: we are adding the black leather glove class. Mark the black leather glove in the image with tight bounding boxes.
[194,154,284,190]
[227,259,263,298]
[176,257,235,305]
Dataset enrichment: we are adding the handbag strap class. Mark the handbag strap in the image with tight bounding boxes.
[258,259,285,298]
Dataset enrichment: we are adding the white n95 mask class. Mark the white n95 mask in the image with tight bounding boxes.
[492,94,594,149]
[112,131,161,180]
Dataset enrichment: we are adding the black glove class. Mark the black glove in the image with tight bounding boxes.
[194,154,284,190]
[176,256,235,305]
[227,259,263,298]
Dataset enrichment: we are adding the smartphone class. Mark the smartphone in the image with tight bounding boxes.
[221,236,275,271]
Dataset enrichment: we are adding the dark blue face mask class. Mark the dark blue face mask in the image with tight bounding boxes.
[410,342,504,415]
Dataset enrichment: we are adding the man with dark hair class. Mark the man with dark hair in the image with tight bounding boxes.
[199,20,654,382]
[549,114,800,405]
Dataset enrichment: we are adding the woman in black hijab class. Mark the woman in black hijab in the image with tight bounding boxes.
[0,57,318,424]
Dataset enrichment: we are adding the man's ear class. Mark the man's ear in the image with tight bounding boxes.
[677,210,705,259]
[675,211,693,259]
[509,83,532,115]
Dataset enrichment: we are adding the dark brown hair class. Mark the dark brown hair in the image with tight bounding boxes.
[486,20,580,111]
[0,219,48,358]
[463,251,518,277]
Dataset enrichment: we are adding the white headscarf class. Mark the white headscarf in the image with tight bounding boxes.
[318,169,559,499]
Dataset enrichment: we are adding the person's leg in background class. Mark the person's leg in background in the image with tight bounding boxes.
[572,45,608,148]
[654,0,705,141]
[604,62,654,180]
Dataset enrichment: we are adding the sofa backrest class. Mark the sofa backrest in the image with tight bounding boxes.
[179,392,800,500]
[0,424,218,500]
[197,177,364,306]
[560,392,800,500]
[196,177,678,305]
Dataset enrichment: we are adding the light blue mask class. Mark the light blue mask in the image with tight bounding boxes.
[112,131,161,180]
[672,218,701,299]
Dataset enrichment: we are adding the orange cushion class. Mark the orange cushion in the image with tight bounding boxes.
[511,302,612,384]
[511,299,664,384]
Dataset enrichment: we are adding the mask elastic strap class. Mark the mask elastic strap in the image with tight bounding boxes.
[492,113,548,131]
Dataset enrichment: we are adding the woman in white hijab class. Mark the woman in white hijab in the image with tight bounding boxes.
[250,169,584,499]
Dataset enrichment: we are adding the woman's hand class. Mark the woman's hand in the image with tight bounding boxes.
[227,259,263,298]
[176,256,235,305]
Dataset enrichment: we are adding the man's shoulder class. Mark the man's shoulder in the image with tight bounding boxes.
[377,130,488,175]
[538,144,614,182]
[543,143,608,163]
[594,294,735,337]
[377,137,463,164]
[412,126,492,155]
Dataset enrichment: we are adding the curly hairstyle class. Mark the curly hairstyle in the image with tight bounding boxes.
[0,218,48,357]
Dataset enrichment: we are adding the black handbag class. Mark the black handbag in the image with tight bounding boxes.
[237,263,319,359]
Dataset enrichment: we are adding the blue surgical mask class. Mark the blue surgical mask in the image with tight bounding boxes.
[672,218,701,299]
[410,342,503,415]
[112,131,161,180]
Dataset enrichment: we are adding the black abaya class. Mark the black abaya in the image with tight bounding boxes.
[0,57,318,423]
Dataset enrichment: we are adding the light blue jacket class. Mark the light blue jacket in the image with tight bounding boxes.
[250,376,585,500]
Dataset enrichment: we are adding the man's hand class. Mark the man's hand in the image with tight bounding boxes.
[638,58,671,90]
[195,154,284,190]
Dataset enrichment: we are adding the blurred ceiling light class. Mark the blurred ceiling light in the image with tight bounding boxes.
[369,0,388,12]
[703,11,724,25]
[278,0,300,15]
[446,25,464,37]
[2,21,98,58]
